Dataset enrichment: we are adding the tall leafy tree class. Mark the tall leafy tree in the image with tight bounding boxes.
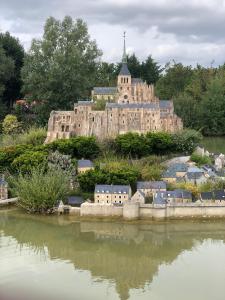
[22,16,102,120]
[155,62,194,99]
[0,32,25,108]
[141,55,162,85]
[199,72,225,135]
[0,46,15,120]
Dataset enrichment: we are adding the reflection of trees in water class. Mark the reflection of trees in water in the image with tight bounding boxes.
[1,212,225,300]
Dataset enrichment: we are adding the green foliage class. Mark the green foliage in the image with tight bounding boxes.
[0,127,47,147]
[115,133,148,157]
[48,150,75,174]
[146,132,173,155]
[172,129,202,154]
[77,167,140,193]
[2,114,22,135]
[190,153,211,166]
[141,55,163,85]
[93,98,107,110]
[114,130,201,158]
[22,16,102,123]
[0,32,25,109]
[47,136,100,159]
[0,46,15,98]
[11,151,48,173]
[155,62,194,99]
[10,167,70,213]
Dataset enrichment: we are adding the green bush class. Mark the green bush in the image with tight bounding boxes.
[172,129,202,154]
[146,132,173,155]
[190,153,211,166]
[10,167,70,214]
[2,114,22,135]
[0,127,47,148]
[114,133,148,157]
[77,168,140,193]
[47,136,100,159]
[11,151,48,173]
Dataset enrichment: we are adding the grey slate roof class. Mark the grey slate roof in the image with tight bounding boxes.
[167,189,192,199]
[201,192,213,200]
[93,87,117,95]
[186,171,205,180]
[214,190,225,200]
[137,181,166,190]
[153,193,167,205]
[162,163,188,178]
[77,101,93,106]
[131,78,143,84]
[68,196,84,206]
[154,189,192,203]
[95,184,131,194]
[119,63,131,76]
[106,103,159,109]
[159,100,172,109]
[78,159,93,168]
[201,190,225,201]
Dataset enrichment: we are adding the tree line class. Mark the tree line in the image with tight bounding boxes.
[0,16,225,135]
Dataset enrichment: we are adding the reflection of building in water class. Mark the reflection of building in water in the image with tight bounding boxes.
[2,214,225,300]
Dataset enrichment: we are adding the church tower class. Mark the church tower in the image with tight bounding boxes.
[117,32,132,104]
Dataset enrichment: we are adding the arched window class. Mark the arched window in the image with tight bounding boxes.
[66,125,69,132]
[61,125,65,132]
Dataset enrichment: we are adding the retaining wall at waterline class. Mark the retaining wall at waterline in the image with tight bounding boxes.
[79,202,225,220]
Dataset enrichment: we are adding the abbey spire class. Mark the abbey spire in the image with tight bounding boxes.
[119,31,131,76]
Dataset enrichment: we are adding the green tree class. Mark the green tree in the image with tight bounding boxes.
[95,62,117,86]
[155,62,193,99]
[0,46,14,120]
[22,16,102,123]
[11,151,48,173]
[199,73,225,135]
[10,167,70,213]
[115,133,148,157]
[2,114,22,135]
[141,55,162,85]
[0,32,25,108]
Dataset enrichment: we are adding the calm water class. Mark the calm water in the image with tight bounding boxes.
[201,137,225,154]
[1,210,225,300]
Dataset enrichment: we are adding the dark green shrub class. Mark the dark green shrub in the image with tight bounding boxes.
[11,151,48,173]
[114,133,148,157]
[47,136,100,159]
[146,132,173,155]
[77,168,140,193]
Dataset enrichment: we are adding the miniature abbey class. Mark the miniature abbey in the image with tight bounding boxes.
[46,35,183,143]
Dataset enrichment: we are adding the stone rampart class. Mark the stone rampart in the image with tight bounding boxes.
[79,202,225,220]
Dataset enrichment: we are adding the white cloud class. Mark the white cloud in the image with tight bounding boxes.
[0,0,225,66]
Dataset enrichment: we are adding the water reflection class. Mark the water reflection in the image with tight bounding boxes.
[1,210,225,300]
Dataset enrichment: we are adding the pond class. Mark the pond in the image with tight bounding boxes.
[1,210,225,300]
[201,137,225,154]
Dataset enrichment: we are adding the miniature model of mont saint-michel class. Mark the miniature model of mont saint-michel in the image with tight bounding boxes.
[46,34,183,143]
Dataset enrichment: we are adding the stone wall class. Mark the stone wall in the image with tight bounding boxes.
[78,202,225,220]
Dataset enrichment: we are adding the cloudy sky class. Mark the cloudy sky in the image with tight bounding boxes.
[1,0,225,66]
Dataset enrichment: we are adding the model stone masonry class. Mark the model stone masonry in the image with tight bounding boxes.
[45,35,183,143]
